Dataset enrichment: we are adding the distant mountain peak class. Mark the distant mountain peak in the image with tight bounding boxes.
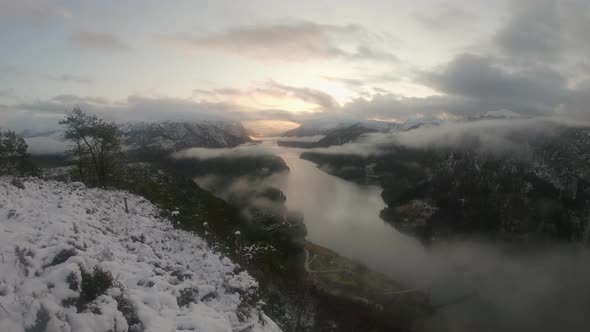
[120,120,252,152]
[484,109,521,119]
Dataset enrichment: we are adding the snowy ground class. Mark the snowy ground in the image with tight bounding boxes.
[0,177,281,332]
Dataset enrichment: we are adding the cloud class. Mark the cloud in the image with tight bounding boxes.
[46,74,91,84]
[302,117,590,159]
[0,65,23,79]
[412,2,477,30]
[420,53,568,116]
[262,81,339,110]
[24,134,70,155]
[0,88,15,99]
[321,76,365,87]
[341,93,475,120]
[494,0,590,64]
[173,144,275,160]
[557,80,590,121]
[0,92,306,135]
[68,30,130,51]
[194,81,339,112]
[0,0,72,20]
[166,21,397,62]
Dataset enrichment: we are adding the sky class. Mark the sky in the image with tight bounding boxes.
[0,0,589,135]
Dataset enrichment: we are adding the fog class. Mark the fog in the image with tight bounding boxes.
[179,138,590,331]
[24,133,69,155]
[172,143,275,160]
[305,116,590,159]
[271,141,590,332]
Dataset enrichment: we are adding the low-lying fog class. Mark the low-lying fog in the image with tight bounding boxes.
[180,131,590,332]
[266,141,590,332]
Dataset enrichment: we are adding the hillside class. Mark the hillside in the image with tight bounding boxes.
[121,121,252,153]
[0,177,280,332]
[278,123,378,148]
[278,120,434,148]
[301,124,590,245]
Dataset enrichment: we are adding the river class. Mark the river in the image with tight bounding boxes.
[260,139,590,332]
[268,142,436,286]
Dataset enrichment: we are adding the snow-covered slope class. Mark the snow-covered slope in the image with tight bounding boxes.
[0,177,280,332]
[484,109,521,119]
[121,121,252,152]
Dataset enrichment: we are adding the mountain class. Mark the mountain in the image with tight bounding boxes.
[314,122,379,147]
[301,124,590,245]
[484,109,522,119]
[281,124,341,137]
[399,118,441,131]
[278,122,377,148]
[121,121,252,152]
[0,176,280,332]
[278,120,416,148]
[282,120,403,138]
[23,121,253,166]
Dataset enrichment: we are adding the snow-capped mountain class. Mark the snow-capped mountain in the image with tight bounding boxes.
[121,121,252,152]
[300,124,590,245]
[314,122,379,147]
[279,119,440,148]
[399,118,441,131]
[0,177,280,332]
[281,124,343,137]
[484,109,521,119]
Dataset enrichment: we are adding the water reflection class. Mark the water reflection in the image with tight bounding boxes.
[264,140,436,286]
[261,139,590,332]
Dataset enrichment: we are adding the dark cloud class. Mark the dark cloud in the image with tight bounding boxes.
[341,93,476,120]
[558,81,590,121]
[167,21,397,62]
[68,30,130,51]
[494,0,590,64]
[261,81,339,111]
[420,53,568,116]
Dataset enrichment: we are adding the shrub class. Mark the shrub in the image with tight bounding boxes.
[115,294,144,332]
[25,306,51,332]
[177,287,199,307]
[43,248,77,269]
[77,266,114,312]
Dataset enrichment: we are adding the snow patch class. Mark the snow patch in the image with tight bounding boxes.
[0,177,280,332]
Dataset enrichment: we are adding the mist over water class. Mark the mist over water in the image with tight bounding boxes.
[271,143,435,283]
[184,138,590,331]
[257,139,590,332]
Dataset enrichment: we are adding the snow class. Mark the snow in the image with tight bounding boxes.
[0,177,281,332]
[485,109,521,119]
[400,118,441,131]
[120,121,250,151]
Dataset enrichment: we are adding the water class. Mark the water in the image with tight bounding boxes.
[260,139,590,331]
[264,141,436,286]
